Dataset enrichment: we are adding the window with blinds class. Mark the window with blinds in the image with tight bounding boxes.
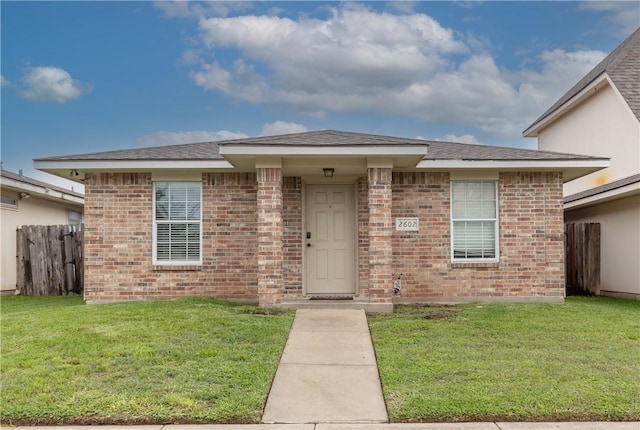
[153,182,202,264]
[451,181,498,261]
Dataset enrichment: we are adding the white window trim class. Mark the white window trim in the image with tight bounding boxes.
[450,180,499,263]
[1,195,19,210]
[153,181,203,265]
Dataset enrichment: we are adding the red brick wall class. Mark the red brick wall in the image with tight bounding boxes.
[357,177,370,296]
[256,168,283,306]
[83,170,564,303]
[389,171,564,299]
[83,172,258,302]
[283,177,303,296]
[368,168,393,303]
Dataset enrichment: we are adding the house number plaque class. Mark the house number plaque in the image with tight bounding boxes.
[395,217,419,231]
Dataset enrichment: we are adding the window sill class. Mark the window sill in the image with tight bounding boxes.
[153,264,202,271]
[451,261,500,269]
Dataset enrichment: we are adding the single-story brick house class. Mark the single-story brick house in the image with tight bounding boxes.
[35,130,608,311]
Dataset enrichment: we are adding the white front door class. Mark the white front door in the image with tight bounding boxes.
[305,184,355,295]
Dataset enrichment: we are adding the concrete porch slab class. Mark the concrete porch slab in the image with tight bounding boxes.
[280,300,393,313]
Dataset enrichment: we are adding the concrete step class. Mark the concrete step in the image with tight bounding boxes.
[280,299,392,313]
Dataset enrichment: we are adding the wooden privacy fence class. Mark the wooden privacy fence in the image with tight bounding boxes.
[16,225,83,296]
[565,222,600,295]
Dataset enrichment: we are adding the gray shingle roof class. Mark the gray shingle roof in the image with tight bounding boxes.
[1,169,84,198]
[563,173,640,204]
[526,28,640,131]
[34,130,604,163]
[35,141,225,161]
[423,140,599,161]
[217,129,427,146]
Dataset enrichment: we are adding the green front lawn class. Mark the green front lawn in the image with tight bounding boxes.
[369,297,640,422]
[3,295,639,425]
[0,296,294,425]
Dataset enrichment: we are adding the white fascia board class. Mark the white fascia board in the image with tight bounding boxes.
[416,159,610,170]
[34,159,235,170]
[523,74,609,137]
[218,145,428,156]
[1,177,84,204]
[564,181,640,210]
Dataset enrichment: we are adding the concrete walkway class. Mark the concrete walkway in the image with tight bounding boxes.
[261,309,388,424]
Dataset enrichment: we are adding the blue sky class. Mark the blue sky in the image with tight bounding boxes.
[1,1,639,191]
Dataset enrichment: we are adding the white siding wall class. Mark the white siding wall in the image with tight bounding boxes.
[565,196,640,298]
[537,84,640,196]
[0,192,83,292]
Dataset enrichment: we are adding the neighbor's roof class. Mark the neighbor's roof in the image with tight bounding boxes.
[564,173,640,205]
[525,28,640,134]
[1,169,84,199]
[34,130,603,163]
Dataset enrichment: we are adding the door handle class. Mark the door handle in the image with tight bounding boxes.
[307,243,312,247]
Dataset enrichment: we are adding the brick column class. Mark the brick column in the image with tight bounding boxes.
[544,172,566,297]
[257,167,284,306]
[368,167,393,303]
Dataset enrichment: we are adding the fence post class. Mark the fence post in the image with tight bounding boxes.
[16,228,25,293]
[587,223,601,295]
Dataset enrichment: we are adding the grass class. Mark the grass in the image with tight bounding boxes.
[369,296,640,422]
[3,295,639,424]
[0,296,294,425]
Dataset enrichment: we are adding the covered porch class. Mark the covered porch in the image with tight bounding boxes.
[224,137,428,312]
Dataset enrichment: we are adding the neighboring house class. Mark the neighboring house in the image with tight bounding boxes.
[0,169,84,294]
[523,28,640,300]
[34,130,607,311]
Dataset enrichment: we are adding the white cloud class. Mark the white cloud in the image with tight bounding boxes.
[137,122,310,146]
[190,5,465,111]
[20,66,90,103]
[171,4,607,138]
[579,2,640,37]
[516,49,606,116]
[1,75,10,87]
[136,130,249,147]
[433,134,483,145]
[155,1,252,19]
[181,49,202,65]
[190,62,233,93]
[386,1,418,14]
[261,121,308,136]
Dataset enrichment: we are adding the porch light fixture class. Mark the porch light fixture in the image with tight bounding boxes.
[323,168,335,178]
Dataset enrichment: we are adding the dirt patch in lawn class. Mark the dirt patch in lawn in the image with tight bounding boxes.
[235,307,291,316]
[392,304,461,320]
